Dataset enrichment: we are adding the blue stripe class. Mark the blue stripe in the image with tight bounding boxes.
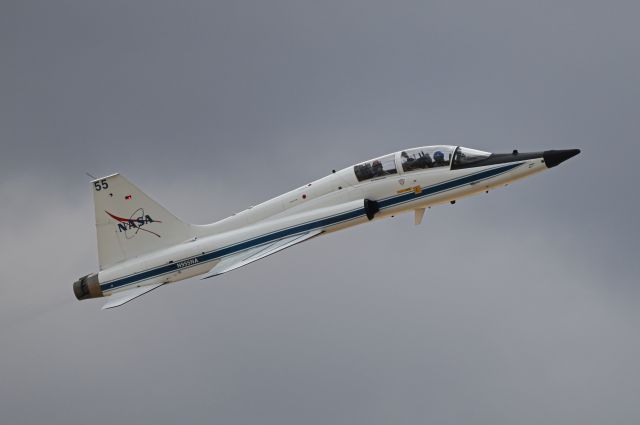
[101,162,523,292]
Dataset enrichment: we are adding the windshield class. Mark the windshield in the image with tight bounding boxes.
[453,147,491,166]
[400,146,454,172]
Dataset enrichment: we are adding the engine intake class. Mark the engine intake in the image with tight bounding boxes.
[73,273,103,300]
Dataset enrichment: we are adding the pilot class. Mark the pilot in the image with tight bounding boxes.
[371,160,384,176]
[401,151,414,171]
[433,150,447,166]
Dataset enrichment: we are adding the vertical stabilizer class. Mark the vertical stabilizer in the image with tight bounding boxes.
[92,174,194,269]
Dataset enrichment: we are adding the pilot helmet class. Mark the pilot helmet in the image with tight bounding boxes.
[434,151,445,162]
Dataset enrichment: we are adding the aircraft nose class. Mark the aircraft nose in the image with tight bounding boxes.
[543,149,581,168]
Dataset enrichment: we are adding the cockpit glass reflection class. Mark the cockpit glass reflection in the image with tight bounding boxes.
[400,146,454,172]
[354,154,398,182]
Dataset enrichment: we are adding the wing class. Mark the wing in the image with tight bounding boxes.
[102,283,164,310]
[202,229,323,279]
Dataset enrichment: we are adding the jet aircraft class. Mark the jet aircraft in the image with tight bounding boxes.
[74,146,579,309]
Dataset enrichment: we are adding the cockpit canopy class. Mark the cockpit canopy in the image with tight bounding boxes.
[353,145,493,182]
[400,145,455,172]
[353,154,398,181]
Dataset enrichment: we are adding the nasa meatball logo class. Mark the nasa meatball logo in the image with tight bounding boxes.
[105,209,162,239]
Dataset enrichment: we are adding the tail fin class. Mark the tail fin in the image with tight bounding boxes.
[92,174,194,269]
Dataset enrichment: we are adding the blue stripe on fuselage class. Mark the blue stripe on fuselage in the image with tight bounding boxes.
[101,162,524,292]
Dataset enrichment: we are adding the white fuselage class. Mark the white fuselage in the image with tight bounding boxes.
[97,152,547,296]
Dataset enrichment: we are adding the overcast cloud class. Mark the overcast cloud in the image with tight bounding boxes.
[1,1,639,424]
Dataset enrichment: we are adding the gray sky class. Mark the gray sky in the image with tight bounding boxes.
[2,1,639,424]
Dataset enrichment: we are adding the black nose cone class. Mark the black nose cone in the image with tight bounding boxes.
[543,149,581,168]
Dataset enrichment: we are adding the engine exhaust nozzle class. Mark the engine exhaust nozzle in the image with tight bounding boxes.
[73,273,103,300]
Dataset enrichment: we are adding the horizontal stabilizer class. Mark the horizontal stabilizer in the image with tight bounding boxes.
[202,230,322,279]
[102,284,164,310]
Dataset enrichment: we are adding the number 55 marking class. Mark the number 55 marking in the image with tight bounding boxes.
[94,179,109,191]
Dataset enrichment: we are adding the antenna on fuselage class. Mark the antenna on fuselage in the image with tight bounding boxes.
[85,172,97,180]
